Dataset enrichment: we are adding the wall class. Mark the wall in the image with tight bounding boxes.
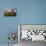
[0,0,46,44]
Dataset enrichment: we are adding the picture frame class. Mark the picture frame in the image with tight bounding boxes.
[4,8,16,16]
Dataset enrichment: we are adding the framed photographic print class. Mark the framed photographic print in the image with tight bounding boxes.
[4,8,16,16]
